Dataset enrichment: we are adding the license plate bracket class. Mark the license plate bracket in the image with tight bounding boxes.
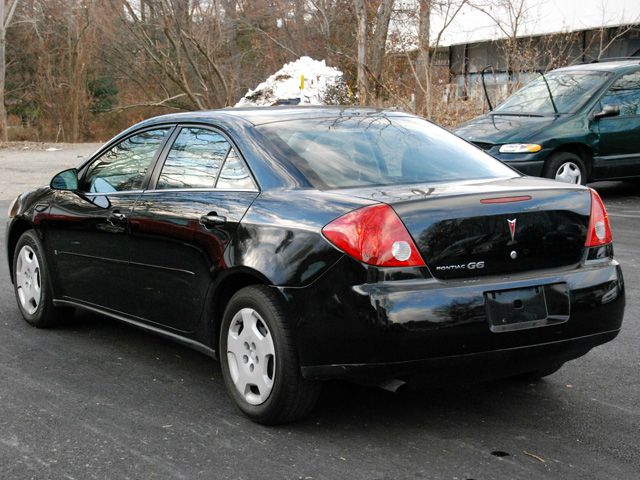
[485,283,569,333]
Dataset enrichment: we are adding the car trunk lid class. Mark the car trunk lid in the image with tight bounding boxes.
[336,177,591,279]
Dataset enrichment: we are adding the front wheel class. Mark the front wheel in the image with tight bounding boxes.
[12,230,73,327]
[219,285,321,424]
[543,152,587,185]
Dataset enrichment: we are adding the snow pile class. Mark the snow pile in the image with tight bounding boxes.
[235,56,348,107]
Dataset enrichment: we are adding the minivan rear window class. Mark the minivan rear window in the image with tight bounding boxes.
[258,116,516,189]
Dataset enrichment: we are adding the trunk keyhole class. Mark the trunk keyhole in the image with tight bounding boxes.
[513,299,524,309]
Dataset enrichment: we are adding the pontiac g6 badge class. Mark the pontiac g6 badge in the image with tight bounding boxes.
[507,218,517,242]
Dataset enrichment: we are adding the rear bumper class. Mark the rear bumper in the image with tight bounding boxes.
[282,258,625,382]
[301,330,619,382]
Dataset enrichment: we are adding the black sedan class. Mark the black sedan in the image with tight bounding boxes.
[6,107,624,424]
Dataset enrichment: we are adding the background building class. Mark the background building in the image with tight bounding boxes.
[429,0,640,102]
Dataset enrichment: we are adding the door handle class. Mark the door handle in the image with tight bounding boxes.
[199,213,227,228]
[107,211,127,226]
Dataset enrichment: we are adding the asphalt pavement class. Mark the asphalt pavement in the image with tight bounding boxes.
[0,145,638,479]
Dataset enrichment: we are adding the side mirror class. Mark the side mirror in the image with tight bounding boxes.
[592,104,620,120]
[50,168,79,191]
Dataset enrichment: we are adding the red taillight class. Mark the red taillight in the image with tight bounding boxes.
[322,204,425,267]
[585,188,612,247]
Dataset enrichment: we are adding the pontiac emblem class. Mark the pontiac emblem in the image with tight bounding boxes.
[507,218,517,241]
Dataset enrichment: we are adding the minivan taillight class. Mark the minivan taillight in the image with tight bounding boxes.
[322,204,425,267]
[585,188,612,247]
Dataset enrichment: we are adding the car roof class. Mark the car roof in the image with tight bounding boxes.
[553,59,640,73]
[111,107,419,191]
[136,106,413,128]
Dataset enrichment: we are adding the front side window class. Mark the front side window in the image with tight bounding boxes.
[157,127,230,190]
[600,70,640,116]
[82,128,169,193]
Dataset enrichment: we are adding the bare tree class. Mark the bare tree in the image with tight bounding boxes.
[0,0,18,141]
[369,0,394,103]
[592,7,640,61]
[4,0,635,142]
[472,0,532,88]
[107,0,232,110]
[414,0,431,114]
[409,0,467,117]
[353,0,367,105]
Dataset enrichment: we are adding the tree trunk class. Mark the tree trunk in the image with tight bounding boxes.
[0,0,7,142]
[0,0,19,142]
[353,0,367,105]
[369,0,394,104]
[415,0,431,116]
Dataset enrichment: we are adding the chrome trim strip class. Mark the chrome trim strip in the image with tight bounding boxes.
[77,187,259,196]
[140,188,259,194]
[81,190,144,196]
[57,250,128,264]
[129,260,195,276]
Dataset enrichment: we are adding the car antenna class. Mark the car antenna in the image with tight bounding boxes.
[481,65,494,111]
[538,70,559,114]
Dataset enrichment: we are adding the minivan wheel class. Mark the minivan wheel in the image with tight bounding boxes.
[543,152,587,185]
[12,230,73,327]
[219,285,321,424]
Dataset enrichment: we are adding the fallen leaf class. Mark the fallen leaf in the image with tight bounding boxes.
[523,451,546,463]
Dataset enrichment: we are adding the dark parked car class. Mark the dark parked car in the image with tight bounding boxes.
[7,107,624,424]
[455,59,640,184]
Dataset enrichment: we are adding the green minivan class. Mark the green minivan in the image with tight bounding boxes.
[455,59,640,184]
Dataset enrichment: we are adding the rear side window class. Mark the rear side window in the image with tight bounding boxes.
[82,128,169,193]
[157,127,230,190]
[258,116,515,189]
[216,149,256,189]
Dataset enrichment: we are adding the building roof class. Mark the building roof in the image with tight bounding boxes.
[393,0,640,48]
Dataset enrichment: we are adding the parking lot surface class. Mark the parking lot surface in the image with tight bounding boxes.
[0,145,638,479]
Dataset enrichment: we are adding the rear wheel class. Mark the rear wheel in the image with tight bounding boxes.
[219,285,321,424]
[543,152,587,185]
[12,230,73,328]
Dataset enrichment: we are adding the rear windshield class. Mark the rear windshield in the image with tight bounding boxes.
[258,115,516,189]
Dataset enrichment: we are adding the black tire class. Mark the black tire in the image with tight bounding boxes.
[543,152,588,185]
[219,285,321,424]
[12,230,73,328]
